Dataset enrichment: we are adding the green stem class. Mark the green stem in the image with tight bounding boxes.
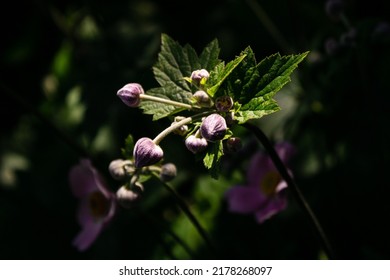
[242,122,335,259]
[140,94,195,110]
[152,173,217,257]
[153,111,214,145]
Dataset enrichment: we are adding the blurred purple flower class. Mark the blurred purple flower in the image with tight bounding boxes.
[69,159,116,251]
[225,142,295,223]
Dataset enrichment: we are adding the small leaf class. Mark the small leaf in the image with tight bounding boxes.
[121,134,134,159]
[203,141,224,179]
[235,97,280,124]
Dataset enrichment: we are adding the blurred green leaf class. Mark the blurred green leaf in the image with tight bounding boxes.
[121,134,135,159]
[203,140,224,179]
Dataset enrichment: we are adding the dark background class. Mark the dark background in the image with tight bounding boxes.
[1,0,390,260]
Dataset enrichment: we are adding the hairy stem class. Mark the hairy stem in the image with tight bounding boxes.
[242,122,335,259]
[140,94,195,109]
[153,111,214,145]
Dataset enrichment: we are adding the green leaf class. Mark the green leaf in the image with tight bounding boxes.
[121,134,134,159]
[153,34,198,90]
[144,34,221,120]
[199,38,221,71]
[203,141,224,179]
[207,53,247,97]
[235,97,280,124]
[239,51,309,104]
[140,82,193,120]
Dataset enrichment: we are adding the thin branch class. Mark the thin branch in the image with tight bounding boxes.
[242,122,335,259]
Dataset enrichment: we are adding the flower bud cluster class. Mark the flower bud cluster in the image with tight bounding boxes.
[115,68,242,203]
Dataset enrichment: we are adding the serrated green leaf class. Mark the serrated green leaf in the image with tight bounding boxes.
[153,34,198,90]
[199,39,221,71]
[140,82,193,120]
[207,53,247,97]
[203,141,224,179]
[239,51,309,104]
[145,34,222,120]
[235,97,280,124]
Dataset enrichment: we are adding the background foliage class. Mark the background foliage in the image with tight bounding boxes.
[1,0,390,259]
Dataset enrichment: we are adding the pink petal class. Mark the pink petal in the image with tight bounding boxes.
[274,141,296,164]
[225,186,266,214]
[72,221,103,252]
[254,191,288,223]
[104,195,117,224]
[69,159,99,198]
[76,197,93,226]
[247,152,274,186]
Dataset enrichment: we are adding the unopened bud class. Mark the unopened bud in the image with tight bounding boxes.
[116,183,144,208]
[185,134,208,154]
[117,83,144,107]
[224,137,242,153]
[108,159,134,180]
[215,96,233,112]
[200,113,227,142]
[133,137,164,168]
[193,90,213,107]
[190,69,210,86]
[171,116,189,136]
[160,163,177,182]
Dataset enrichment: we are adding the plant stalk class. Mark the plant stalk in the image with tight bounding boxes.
[243,122,335,259]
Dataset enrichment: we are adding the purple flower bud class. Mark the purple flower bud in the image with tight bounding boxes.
[224,137,242,153]
[108,159,134,180]
[133,137,164,168]
[193,90,213,107]
[215,96,233,112]
[160,163,177,182]
[117,83,144,107]
[171,116,189,136]
[185,134,208,154]
[116,183,144,209]
[190,69,210,85]
[200,114,227,142]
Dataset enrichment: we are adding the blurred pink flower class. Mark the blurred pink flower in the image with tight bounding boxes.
[69,159,116,251]
[225,142,295,223]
